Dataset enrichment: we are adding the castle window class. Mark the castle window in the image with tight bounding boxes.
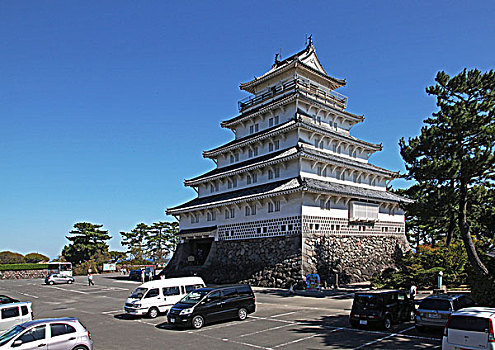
[268,170,273,180]
[288,224,293,231]
[331,224,335,230]
[252,173,258,183]
[250,125,254,134]
[317,166,323,176]
[269,117,274,127]
[249,149,253,157]
[320,199,325,209]
[274,140,279,150]
[253,146,258,156]
[232,178,237,188]
[247,175,252,185]
[230,208,235,218]
[336,225,340,231]
[262,227,268,233]
[274,200,280,212]
[274,167,280,178]
[235,153,239,161]
[281,225,286,231]
[325,201,330,210]
[228,181,232,189]
[212,211,216,220]
[230,155,234,163]
[251,204,257,215]
[207,213,211,221]
[315,224,320,230]
[256,227,262,234]
[268,202,274,213]
[210,184,215,193]
[245,206,251,216]
[269,143,273,152]
[275,115,279,124]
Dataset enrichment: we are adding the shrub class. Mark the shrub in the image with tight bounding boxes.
[0,264,48,271]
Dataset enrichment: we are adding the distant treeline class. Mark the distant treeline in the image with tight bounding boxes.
[0,251,49,264]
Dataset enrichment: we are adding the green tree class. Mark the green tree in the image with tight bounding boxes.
[62,222,111,265]
[120,223,149,262]
[0,251,24,264]
[147,221,179,264]
[400,69,495,276]
[109,251,127,263]
[24,253,49,263]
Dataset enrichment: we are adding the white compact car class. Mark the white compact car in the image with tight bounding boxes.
[124,276,205,318]
[442,307,495,350]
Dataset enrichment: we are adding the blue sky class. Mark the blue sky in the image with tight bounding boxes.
[1,1,493,259]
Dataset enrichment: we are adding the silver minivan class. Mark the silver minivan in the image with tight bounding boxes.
[0,302,32,333]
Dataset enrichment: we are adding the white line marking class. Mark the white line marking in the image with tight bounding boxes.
[238,323,295,338]
[102,310,122,314]
[49,286,88,294]
[352,325,420,349]
[17,292,39,299]
[271,327,344,349]
[270,311,296,318]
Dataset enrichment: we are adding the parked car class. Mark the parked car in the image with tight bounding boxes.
[349,290,415,330]
[0,302,33,333]
[124,277,205,318]
[45,274,75,285]
[128,268,153,281]
[416,293,475,330]
[167,284,256,329]
[0,317,92,350]
[0,295,19,305]
[442,307,495,350]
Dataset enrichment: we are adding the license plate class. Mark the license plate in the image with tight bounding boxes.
[169,318,175,323]
[359,320,367,325]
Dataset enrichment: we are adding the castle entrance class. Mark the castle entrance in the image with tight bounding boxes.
[186,237,213,266]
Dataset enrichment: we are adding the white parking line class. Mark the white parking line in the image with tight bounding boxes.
[102,310,122,314]
[270,327,344,349]
[238,323,295,338]
[270,311,296,318]
[49,286,88,294]
[352,326,418,349]
[16,292,39,299]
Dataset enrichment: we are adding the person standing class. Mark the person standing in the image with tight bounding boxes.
[409,284,417,301]
[141,269,145,284]
[88,272,94,286]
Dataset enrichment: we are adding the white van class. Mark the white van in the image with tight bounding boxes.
[0,302,33,333]
[124,277,205,318]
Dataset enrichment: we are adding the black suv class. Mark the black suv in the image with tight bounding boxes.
[350,290,415,330]
[415,293,474,330]
[167,285,256,329]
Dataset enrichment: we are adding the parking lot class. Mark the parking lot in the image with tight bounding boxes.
[0,274,442,349]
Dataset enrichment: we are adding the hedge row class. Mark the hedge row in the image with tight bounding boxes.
[0,264,49,271]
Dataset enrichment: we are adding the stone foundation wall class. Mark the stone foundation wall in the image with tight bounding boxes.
[303,233,409,284]
[0,269,48,280]
[166,235,304,288]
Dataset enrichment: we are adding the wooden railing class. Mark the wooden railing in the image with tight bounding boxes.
[238,77,348,111]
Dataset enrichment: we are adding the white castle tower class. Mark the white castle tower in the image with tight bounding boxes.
[166,39,412,287]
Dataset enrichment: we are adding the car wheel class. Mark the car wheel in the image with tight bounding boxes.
[148,307,159,319]
[71,346,88,350]
[49,281,54,285]
[383,316,392,330]
[192,315,204,329]
[238,308,248,321]
[68,280,73,284]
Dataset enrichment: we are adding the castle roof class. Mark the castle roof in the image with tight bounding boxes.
[240,40,345,93]
[186,144,396,186]
[203,116,381,158]
[167,176,412,214]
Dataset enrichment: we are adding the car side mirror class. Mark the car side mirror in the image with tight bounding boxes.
[13,340,23,347]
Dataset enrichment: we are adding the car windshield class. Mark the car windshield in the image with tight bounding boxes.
[0,325,25,346]
[129,288,147,299]
[419,299,452,311]
[180,290,210,305]
[354,294,381,309]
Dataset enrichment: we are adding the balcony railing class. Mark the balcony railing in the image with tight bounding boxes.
[238,77,348,112]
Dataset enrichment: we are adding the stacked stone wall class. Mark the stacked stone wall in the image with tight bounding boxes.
[303,233,409,284]
[0,270,48,280]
